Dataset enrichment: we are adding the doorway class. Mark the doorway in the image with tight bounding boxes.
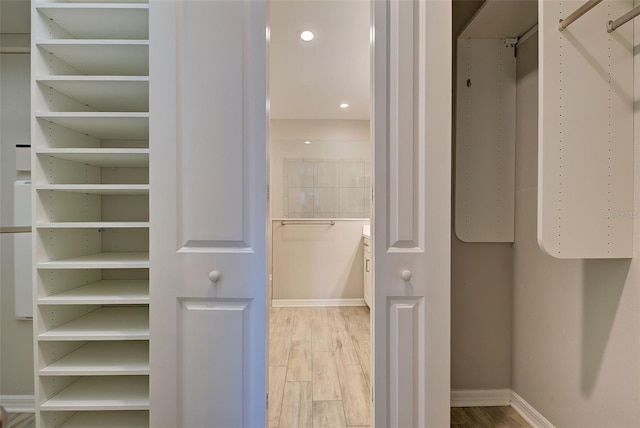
[266,1,373,426]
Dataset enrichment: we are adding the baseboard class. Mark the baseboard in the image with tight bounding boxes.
[271,298,366,307]
[0,395,35,413]
[450,389,511,407]
[510,391,555,428]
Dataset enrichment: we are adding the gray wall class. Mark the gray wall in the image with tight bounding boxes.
[451,0,513,390]
[512,34,640,426]
[0,49,34,396]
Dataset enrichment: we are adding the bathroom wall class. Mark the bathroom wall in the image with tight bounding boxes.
[511,31,640,427]
[451,0,514,390]
[269,119,370,303]
[269,119,370,219]
[0,44,35,397]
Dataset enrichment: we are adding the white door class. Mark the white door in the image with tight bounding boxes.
[372,0,451,426]
[149,0,267,426]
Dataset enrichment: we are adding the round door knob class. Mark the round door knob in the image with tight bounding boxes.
[208,270,221,283]
[401,270,412,281]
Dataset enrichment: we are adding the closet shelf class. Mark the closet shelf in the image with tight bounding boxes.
[459,0,537,39]
[35,184,149,195]
[37,78,149,112]
[37,221,149,229]
[39,341,149,376]
[57,411,149,428]
[36,113,149,139]
[37,149,149,167]
[36,41,148,76]
[38,306,149,341]
[36,4,149,40]
[38,280,149,305]
[40,376,149,411]
[37,251,150,269]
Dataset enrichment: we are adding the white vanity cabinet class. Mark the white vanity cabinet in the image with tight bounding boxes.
[363,235,371,307]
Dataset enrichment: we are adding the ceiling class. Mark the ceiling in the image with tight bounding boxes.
[269,0,371,120]
[0,0,371,120]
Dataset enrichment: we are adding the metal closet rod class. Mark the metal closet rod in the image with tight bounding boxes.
[558,0,603,31]
[281,220,335,225]
[607,4,640,33]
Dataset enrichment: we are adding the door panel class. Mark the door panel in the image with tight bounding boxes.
[372,0,451,426]
[149,0,267,426]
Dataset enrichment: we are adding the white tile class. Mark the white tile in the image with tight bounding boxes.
[289,188,314,215]
[315,188,339,213]
[339,163,365,188]
[314,162,339,188]
[288,162,314,188]
[339,188,365,216]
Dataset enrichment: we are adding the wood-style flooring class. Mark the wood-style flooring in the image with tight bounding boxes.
[6,412,35,428]
[451,406,531,428]
[269,306,372,428]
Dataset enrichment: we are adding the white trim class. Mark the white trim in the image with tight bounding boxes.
[0,395,36,413]
[510,391,555,428]
[450,389,511,407]
[271,298,366,307]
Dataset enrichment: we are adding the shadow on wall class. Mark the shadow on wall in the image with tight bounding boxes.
[581,259,631,395]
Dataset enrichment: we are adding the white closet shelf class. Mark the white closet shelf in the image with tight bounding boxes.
[36,41,148,76]
[40,376,149,411]
[38,149,149,167]
[38,306,149,341]
[40,341,149,376]
[38,280,149,304]
[37,78,148,112]
[36,113,148,139]
[36,4,148,40]
[37,251,149,269]
[37,221,149,228]
[57,411,149,428]
[459,0,537,39]
[36,184,149,195]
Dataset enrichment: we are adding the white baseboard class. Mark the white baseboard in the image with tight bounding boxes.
[0,395,35,413]
[451,389,511,407]
[510,391,555,428]
[271,298,366,307]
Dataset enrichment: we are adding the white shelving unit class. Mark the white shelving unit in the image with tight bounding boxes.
[32,1,150,426]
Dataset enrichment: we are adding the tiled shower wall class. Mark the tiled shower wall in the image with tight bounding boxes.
[283,158,371,218]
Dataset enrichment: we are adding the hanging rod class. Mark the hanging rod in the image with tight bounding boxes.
[515,24,539,49]
[607,4,640,32]
[558,0,603,31]
[0,226,31,234]
[281,220,335,226]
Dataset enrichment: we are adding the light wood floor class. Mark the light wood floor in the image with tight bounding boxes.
[6,412,35,428]
[269,306,372,428]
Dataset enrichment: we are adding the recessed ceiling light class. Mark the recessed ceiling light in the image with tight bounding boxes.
[299,30,314,42]
[304,140,311,145]
[340,103,350,109]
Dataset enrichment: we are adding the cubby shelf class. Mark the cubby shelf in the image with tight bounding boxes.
[39,341,149,376]
[37,252,149,269]
[33,0,151,423]
[40,376,149,411]
[35,4,149,40]
[37,221,149,228]
[38,280,149,304]
[36,113,149,139]
[55,411,149,428]
[37,78,149,112]
[36,40,148,76]
[36,184,149,195]
[38,306,149,341]
[38,149,149,167]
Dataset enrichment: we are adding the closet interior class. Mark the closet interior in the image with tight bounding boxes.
[31,1,150,427]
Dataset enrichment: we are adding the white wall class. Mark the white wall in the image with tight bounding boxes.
[451,0,513,390]
[511,34,640,426]
[0,49,34,396]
